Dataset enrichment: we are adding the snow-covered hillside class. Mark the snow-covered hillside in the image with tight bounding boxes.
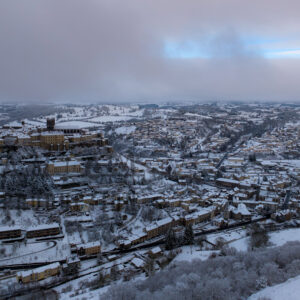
[249,274,300,300]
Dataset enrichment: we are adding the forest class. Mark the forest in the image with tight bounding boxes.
[103,241,300,300]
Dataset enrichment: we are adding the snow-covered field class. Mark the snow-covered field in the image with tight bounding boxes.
[172,227,300,263]
[229,236,249,251]
[229,227,300,252]
[0,210,46,228]
[249,274,300,300]
[88,115,134,123]
[269,227,300,246]
[32,104,144,124]
[0,241,50,261]
[207,228,246,246]
[172,246,218,263]
[0,240,70,266]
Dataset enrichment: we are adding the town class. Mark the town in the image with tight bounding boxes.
[0,102,299,299]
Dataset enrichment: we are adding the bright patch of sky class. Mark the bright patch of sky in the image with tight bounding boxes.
[164,35,300,59]
[264,49,300,58]
[164,40,210,59]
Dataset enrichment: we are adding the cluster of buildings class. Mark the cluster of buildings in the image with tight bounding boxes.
[0,223,61,240]
[0,118,108,151]
[0,103,300,291]
[240,122,300,158]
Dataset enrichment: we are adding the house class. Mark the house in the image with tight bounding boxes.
[137,194,164,204]
[230,204,252,221]
[129,233,148,246]
[17,262,60,283]
[155,199,166,208]
[0,226,22,239]
[26,198,49,208]
[182,208,214,226]
[165,198,181,208]
[216,178,240,188]
[47,160,82,175]
[70,202,89,212]
[83,195,100,205]
[77,241,101,256]
[107,254,118,262]
[145,217,173,239]
[130,257,145,269]
[213,217,229,228]
[117,239,132,249]
[26,223,60,238]
[148,246,162,259]
[40,131,68,151]
[271,210,294,222]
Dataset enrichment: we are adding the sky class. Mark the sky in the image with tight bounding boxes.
[0,0,300,103]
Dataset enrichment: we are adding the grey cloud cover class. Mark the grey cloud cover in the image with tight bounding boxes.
[0,0,300,103]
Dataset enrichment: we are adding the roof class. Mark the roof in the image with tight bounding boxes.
[41,131,64,136]
[216,178,239,184]
[55,121,97,130]
[146,217,173,232]
[232,203,251,215]
[131,257,144,268]
[77,241,101,249]
[27,223,60,232]
[0,226,22,232]
[150,246,161,254]
[157,217,173,227]
[51,161,80,167]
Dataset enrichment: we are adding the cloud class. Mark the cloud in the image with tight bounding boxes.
[0,0,300,103]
